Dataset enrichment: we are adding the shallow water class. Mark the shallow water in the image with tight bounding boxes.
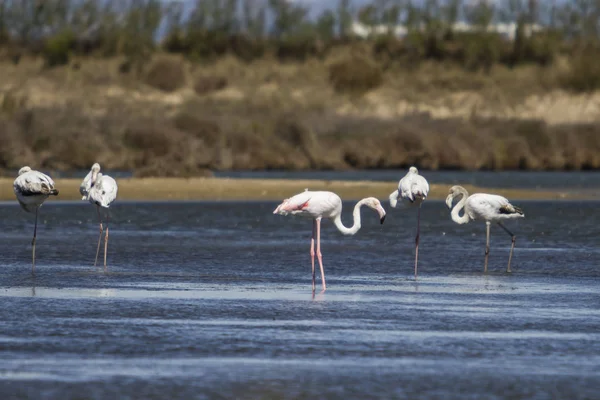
[1,200,599,399]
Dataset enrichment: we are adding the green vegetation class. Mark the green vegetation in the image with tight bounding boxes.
[1,0,600,175]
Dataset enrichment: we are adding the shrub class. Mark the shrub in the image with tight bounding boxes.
[372,35,405,67]
[229,35,266,62]
[173,112,222,146]
[463,33,503,72]
[328,55,383,94]
[42,30,76,68]
[276,37,323,62]
[144,58,186,92]
[193,75,228,95]
[1,91,27,116]
[559,48,600,93]
[162,31,188,54]
[123,125,173,157]
[183,30,229,60]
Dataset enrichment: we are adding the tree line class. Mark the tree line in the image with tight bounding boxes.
[1,1,600,88]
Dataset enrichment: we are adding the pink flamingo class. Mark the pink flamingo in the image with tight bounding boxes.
[273,190,386,292]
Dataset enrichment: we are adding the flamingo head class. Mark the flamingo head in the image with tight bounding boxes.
[409,166,418,174]
[18,166,32,176]
[273,198,290,215]
[446,185,464,209]
[90,163,101,185]
[364,197,386,224]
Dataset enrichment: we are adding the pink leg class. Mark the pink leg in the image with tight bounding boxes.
[104,226,109,271]
[31,207,38,275]
[316,218,326,291]
[310,219,316,292]
[94,206,103,267]
[104,212,110,271]
[414,206,421,280]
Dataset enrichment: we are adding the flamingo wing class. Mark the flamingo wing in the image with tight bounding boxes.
[273,190,313,215]
[89,175,118,208]
[14,171,56,196]
[467,194,523,220]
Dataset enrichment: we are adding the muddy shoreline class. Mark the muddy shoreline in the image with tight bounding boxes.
[0,178,585,202]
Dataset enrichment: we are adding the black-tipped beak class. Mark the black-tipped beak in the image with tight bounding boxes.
[380,215,386,224]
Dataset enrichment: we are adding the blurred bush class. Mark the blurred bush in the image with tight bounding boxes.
[559,45,600,93]
[328,55,383,94]
[193,75,228,95]
[144,58,186,92]
[42,30,76,68]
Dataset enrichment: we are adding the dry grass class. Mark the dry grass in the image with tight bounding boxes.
[0,177,580,202]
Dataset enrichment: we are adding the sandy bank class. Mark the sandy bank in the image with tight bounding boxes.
[0,177,585,202]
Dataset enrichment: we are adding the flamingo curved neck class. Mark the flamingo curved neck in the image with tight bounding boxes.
[332,199,367,235]
[91,171,99,186]
[451,189,470,225]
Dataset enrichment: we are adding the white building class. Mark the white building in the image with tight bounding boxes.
[350,21,544,41]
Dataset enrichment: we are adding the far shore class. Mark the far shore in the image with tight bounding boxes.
[0,177,589,202]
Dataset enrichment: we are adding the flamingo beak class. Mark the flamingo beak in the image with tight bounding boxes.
[377,205,386,224]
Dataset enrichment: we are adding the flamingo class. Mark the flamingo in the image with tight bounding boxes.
[80,163,118,270]
[445,185,524,273]
[389,166,430,280]
[13,166,59,273]
[273,190,386,292]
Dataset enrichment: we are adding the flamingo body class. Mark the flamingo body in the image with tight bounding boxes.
[14,167,58,213]
[13,166,59,273]
[446,185,524,272]
[389,166,430,208]
[458,193,524,223]
[273,190,343,220]
[274,189,386,292]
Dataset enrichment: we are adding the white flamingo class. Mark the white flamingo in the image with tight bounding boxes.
[80,163,118,270]
[389,166,430,280]
[445,185,524,273]
[273,190,386,292]
[13,166,59,273]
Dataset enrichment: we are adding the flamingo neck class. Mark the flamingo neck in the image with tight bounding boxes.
[389,190,399,208]
[332,199,367,236]
[451,189,470,225]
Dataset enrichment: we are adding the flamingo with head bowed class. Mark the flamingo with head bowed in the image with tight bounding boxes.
[80,163,118,270]
[446,185,524,273]
[13,166,59,273]
[273,190,386,292]
[389,166,429,280]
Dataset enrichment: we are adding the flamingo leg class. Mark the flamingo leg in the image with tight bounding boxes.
[310,219,316,292]
[497,222,516,273]
[484,221,491,273]
[414,206,421,280]
[94,206,104,268]
[31,207,38,275]
[104,212,110,271]
[316,217,326,291]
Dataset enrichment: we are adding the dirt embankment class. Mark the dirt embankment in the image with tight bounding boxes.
[0,177,579,202]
